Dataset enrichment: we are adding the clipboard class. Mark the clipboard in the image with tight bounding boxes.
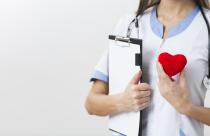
[108,35,143,136]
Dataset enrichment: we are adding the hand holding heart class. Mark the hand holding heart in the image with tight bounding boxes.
[157,53,192,114]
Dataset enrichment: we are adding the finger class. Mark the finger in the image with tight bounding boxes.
[137,101,151,111]
[136,83,151,91]
[136,96,150,104]
[130,70,142,84]
[156,62,166,78]
[179,70,187,87]
[156,62,171,82]
[135,91,151,98]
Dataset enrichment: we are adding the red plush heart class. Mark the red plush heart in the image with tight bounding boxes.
[158,52,187,77]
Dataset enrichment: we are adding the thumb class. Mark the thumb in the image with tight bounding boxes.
[130,70,142,84]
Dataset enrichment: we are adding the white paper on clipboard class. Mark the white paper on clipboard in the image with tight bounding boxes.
[108,35,142,136]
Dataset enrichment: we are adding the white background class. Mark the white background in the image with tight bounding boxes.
[0,0,209,136]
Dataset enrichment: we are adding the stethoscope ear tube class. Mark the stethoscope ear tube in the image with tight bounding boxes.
[195,0,210,89]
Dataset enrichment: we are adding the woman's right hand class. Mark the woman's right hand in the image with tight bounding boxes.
[118,71,151,112]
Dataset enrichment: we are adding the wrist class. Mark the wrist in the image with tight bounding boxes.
[112,92,126,113]
[179,101,194,115]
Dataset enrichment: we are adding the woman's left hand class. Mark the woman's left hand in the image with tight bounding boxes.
[156,62,193,114]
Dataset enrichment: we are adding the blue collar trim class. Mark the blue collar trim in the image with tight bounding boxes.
[150,6,199,38]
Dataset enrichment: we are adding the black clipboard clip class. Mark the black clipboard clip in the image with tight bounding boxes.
[109,35,142,67]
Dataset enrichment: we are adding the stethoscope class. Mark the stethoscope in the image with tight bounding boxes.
[127,3,210,90]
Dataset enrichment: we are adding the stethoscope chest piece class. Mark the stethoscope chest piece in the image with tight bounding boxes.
[203,76,210,90]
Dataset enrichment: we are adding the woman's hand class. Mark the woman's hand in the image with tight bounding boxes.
[118,71,151,112]
[85,70,151,116]
[156,62,192,114]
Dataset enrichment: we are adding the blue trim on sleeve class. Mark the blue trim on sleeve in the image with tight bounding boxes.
[150,6,199,38]
[90,70,108,83]
[179,129,186,136]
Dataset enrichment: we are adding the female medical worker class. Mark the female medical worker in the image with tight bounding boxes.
[85,0,210,136]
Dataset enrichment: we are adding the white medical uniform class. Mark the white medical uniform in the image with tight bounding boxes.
[90,6,210,136]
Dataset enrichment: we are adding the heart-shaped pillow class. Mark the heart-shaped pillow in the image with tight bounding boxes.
[158,52,187,77]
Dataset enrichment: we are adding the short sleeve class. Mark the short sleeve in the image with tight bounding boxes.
[90,49,109,83]
[89,14,135,83]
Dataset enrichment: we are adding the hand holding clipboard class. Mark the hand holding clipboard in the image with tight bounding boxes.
[108,35,144,136]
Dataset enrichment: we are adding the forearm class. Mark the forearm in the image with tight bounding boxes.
[85,92,123,116]
[184,104,210,126]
